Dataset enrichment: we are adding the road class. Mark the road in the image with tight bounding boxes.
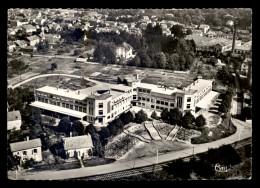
[22,53,76,59]
[8,114,251,180]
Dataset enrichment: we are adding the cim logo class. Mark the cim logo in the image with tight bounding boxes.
[214,163,232,172]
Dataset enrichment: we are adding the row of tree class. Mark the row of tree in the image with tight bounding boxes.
[159,108,206,128]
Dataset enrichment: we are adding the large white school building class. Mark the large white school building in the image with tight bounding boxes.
[30,76,217,126]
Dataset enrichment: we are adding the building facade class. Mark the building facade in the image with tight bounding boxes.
[30,83,133,126]
[10,138,42,162]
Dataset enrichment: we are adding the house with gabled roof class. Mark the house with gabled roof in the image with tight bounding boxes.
[26,35,40,46]
[10,137,42,162]
[115,42,135,60]
[7,110,22,131]
[62,134,93,159]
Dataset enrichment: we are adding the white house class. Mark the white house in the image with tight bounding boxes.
[62,134,93,159]
[7,110,22,131]
[26,35,40,46]
[115,42,135,60]
[10,137,42,162]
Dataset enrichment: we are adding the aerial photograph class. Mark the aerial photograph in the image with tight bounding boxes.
[7,8,252,181]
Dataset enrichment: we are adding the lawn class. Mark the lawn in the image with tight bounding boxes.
[152,120,174,139]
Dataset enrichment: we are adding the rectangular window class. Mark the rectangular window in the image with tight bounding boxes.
[66,104,69,109]
[70,105,73,110]
[138,102,141,105]
[99,110,103,115]
[139,89,143,93]
[23,151,27,155]
[146,98,150,102]
[151,99,155,103]
[138,97,141,100]
[75,101,79,104]
[161,101,165,105]
[157,100,160,104]
[147,90,151,94]
[33,149,37,154]
[83,107,86,113]
[62,103,65,107]
[75,106,78,111]
[156,106,160,109]
[187,104,191,109]
[38,97,41,101]
[142,103,145,106]
[165,102,168,106]
[79,102,82,105]
[57,102,60,106]
[143,89,146,93]
[133,95,137,100]
[142,97,145,101]
[99,103,103,108]
[44,99,48,103]
[160,107,164,110]
[79,107,82,112]
[151,105,155,108]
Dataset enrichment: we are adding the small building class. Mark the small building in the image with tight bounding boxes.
[21,24,36,34]
[7,110,22,131]
[62,134,93,159]
[26,35,40,46]
[7,41,16,52]
[115,42,134,60]
[199,24,210,34]
[14,40,28,48]
[10,137,42,162]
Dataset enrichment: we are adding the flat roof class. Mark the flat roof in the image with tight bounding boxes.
[138,83,184,95]
[30,101,86,118]
[186,79,213,94]
[36,83,131,101]
[195,91,219,109]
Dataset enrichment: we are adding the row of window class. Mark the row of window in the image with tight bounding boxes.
[17,149,37,156]
[138,88,151,94]
[138,97,174,107]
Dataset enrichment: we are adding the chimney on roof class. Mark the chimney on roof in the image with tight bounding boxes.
[26,136,29,141]
[135,73,139,80]
[70,132,72,137]
[57,85,59,90]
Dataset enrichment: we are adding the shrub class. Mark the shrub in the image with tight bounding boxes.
[135,109,148,123]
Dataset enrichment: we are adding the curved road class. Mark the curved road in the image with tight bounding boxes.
[8,73,102,89]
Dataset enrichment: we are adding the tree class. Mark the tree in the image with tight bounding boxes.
[31,107,42,125]
[58,117,71,135]
[195,115,206,128]
[182,111,195,128]
[99,127,111,144]
[51,63,57,70]
[135,109,148,123]
[170,25,185,38]
[86,123,96,135]
[154,52,167,69]
[71,121,85,136]
[119,111,134,125]
[163,159,191,180]
[186,28,193,35]
[218,103,228,113]
[151,111,158,119]
[169,108,182,125]
[161,108,170,123]
[128,55,141,66]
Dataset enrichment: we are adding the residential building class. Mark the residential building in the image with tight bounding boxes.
[14,40,28,48]
[8,28,16,35]
[115,42,135,60]
[62,134,93,159]
[234,41,252,55]
[26,35,40,46]
[191,29,203,36]
[7,41,16,52]
[10,137,42,162]
[7,110,22,131]
[21,24,36,34]
[241,58,252,75]
[199,24,210,33]
[30,82,133,126]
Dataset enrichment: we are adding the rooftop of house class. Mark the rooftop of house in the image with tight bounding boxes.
[235,41,252,51]
[22,24,35,30]
[7,110,21,121]
[62,134,93,150]
[10,138,42,152]
[26,35,40,41]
